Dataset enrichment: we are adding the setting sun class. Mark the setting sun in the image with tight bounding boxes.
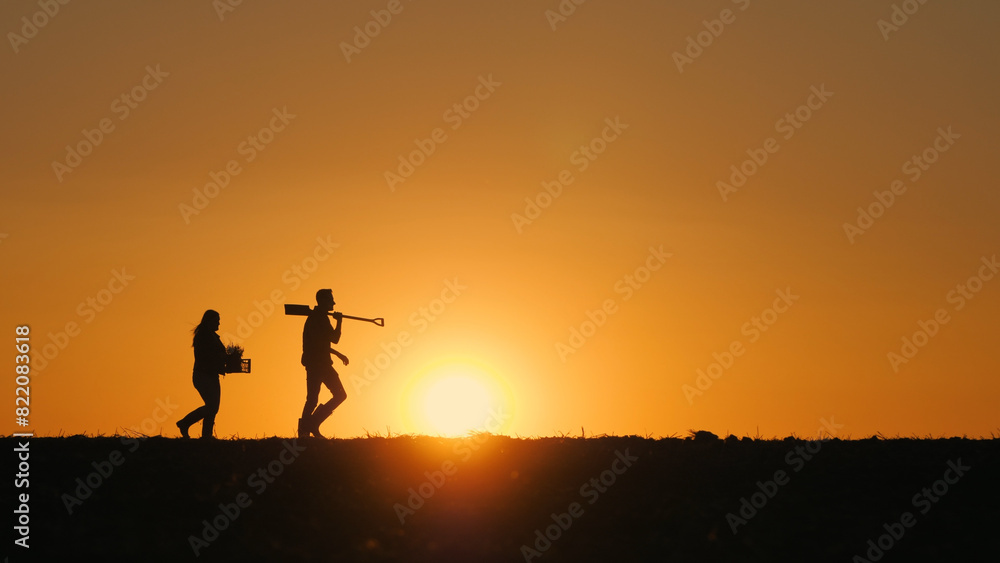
[423,375,491,436]
[400,359,514,437]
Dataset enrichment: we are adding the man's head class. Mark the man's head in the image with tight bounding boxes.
[316,289,335,312]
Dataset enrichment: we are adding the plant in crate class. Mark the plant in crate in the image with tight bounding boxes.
[225,343,251,374]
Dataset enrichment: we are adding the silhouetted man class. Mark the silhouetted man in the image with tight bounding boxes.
[299,289,349,438]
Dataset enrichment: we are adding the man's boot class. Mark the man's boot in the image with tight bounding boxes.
[311,403,335,438]
[297,417,310,439]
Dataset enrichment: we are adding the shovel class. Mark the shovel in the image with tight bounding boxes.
[283,304,385,327]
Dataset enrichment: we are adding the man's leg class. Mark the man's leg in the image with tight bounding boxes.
[300,371,321,438]
[301,373,321,418]
[323,373,348,413]
[311,371,347,436]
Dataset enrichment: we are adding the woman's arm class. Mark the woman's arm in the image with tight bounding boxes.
[213,335,227,374]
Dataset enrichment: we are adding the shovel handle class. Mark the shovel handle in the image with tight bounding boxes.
[340,314,385,327]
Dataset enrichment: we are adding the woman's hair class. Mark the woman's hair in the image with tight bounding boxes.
[192,309,220,346]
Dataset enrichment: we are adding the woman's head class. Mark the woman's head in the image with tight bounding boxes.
[199,310,221,328]
[193,309,221,344]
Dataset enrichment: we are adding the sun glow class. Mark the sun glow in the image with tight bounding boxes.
[423,376,492,435]
[401,358,514,436]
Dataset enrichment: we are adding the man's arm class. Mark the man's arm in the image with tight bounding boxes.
[328,312,342,345]
[330,347,349,366]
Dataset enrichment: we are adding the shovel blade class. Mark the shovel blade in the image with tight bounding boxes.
[284,304,311,316]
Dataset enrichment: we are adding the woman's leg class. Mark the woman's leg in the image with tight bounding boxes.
[194,373,221,439]
[177,373,209,437]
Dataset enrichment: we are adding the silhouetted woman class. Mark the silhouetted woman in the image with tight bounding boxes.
[177,310,227,439]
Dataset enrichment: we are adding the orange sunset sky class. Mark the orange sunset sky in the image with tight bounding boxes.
[2,0,998,439]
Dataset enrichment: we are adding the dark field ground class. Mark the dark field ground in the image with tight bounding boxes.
[5,434,999,562]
